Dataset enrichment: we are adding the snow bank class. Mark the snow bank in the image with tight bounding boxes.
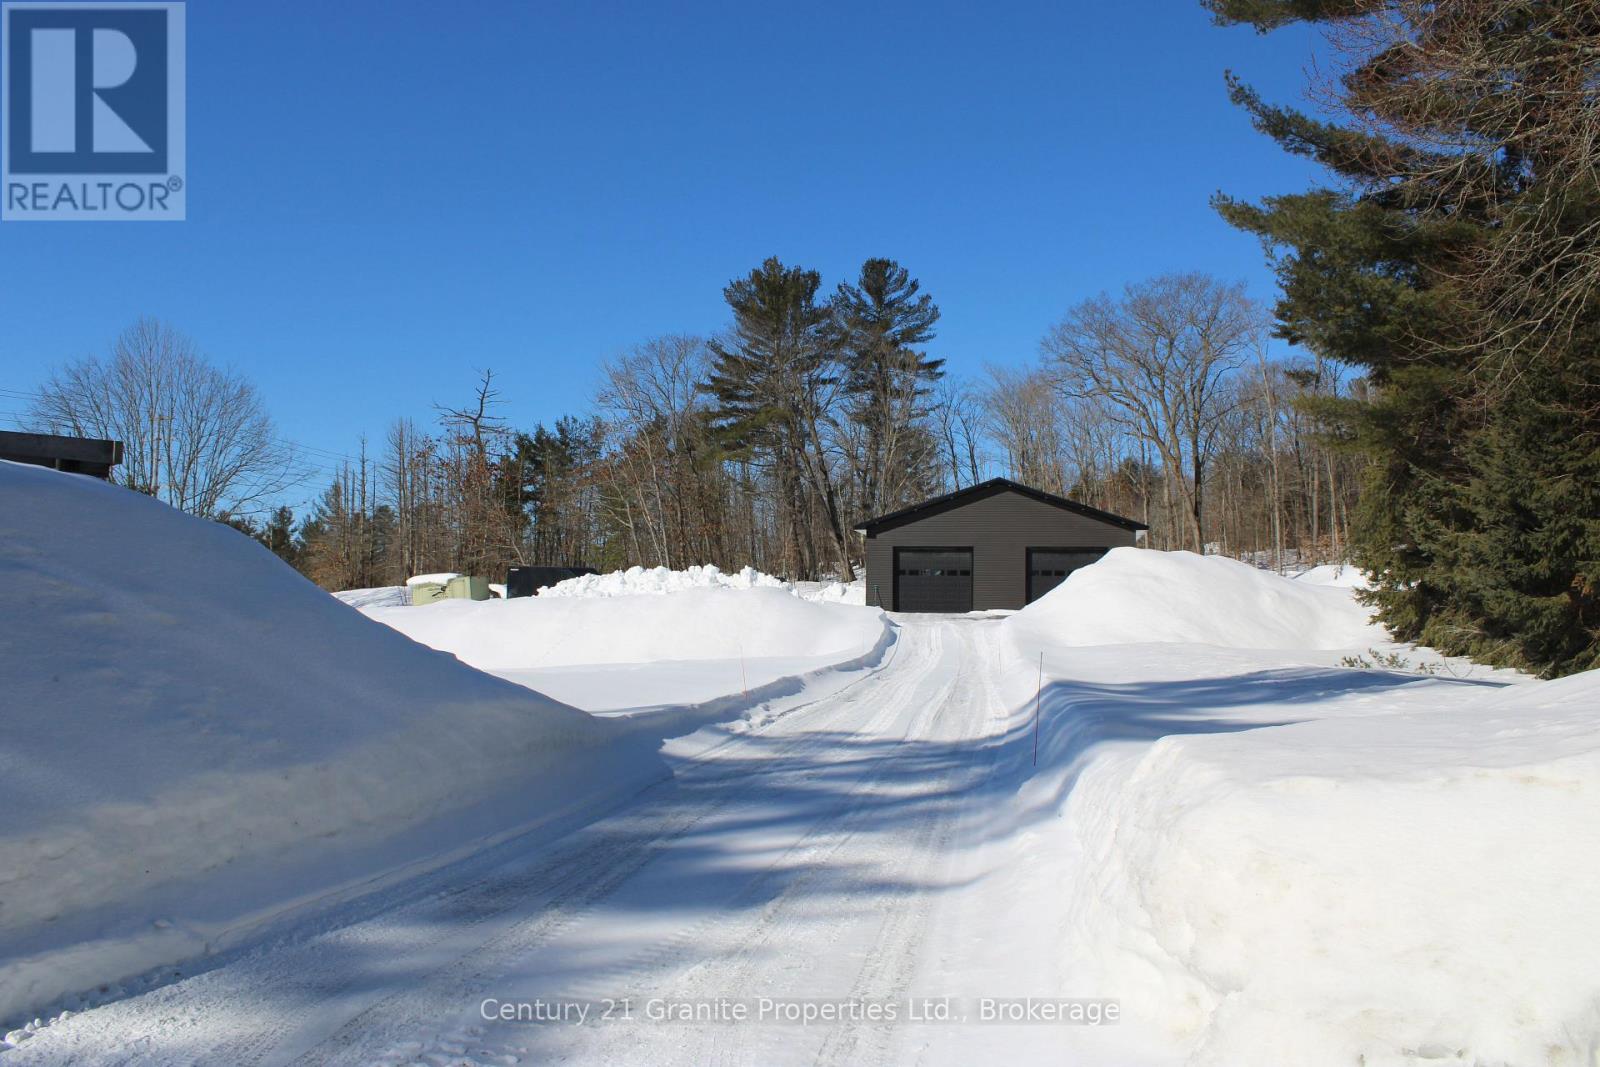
[793,578,867,606]
[1011,547,1383,650]
[1057,668,1600,1065]
[998,546,1595,1062]
[537,563,788,597]
[359,577,888,712]
[0,461,655,1023]
[529,563,866,606]
[361,586,884,672]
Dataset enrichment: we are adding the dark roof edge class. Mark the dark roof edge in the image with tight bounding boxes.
[0,430,124,465]
[852,477,1149,535]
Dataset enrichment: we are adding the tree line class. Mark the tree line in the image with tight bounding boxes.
[19,1,1598,678]
[27,272,1362,598]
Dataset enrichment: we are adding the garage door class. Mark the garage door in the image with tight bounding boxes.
[1027,549,1108,603]
[895,549,973,613]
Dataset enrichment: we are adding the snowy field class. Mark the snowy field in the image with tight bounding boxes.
[6,461,1600,1065]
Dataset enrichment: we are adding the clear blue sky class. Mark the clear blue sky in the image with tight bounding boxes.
[0,0,1326,503]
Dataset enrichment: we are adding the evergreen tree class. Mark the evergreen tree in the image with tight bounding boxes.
[297,476,356,590]
[704,257,855,580]
[1439,373,1600,670]
[261,505,299,567]
[217,513,264,543]
[1208,0,1600,675]
[510,416,604,565]
[833,258,945,517]
[296,469,392,590]
[367,504,398,577]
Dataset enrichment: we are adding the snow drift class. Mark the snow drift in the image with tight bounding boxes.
[1000,549,1597,1064]
[537,563,789,597]
[357,571,887,712]
[792,579,867,606]
[533,563,866,606]
[360,586,884,673]
[1011,547,1383,649]
[1055,667,1600,1065]
[0,461,656,1023]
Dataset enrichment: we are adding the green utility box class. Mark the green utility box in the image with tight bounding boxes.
[445,575,490,601]
[410,582,448,605]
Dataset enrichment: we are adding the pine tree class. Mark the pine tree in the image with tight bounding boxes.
[1438,372,1600,672]
[261,505,298,567]
[510,416,604,565]
[1208,0,1600,675]
[297,476,354,589]
[704,257,855,580]
[833,258,945,517]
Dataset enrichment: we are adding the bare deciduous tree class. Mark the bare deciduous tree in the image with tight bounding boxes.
[597,336,718,568]
[27,317,301,518]
[978,365,1069,494]
[437,370,518,577]
[928,379,987,491]
[1044,274,1261,552]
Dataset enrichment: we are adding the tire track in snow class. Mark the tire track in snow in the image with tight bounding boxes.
[14,620,913,1066]
[272,622,953,1066]
[5,625,924,1067]
[524,621,971,1066]
[810,621,1012,1067]
[9,617,991,1067]
[524,618,1001,1067]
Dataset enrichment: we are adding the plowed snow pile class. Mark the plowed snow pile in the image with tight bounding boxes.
[538,563,787,597]
[361,585,884,672]
[1056,668,1600,1066]
[1012,547,1382,649]
[793,578,867,605]
[1000,546,1600,1064]
[0,461,653,1023]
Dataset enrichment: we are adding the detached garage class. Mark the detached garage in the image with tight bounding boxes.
[855,478,1147,613]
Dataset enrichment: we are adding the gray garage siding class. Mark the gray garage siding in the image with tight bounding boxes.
[863,490,1138,611]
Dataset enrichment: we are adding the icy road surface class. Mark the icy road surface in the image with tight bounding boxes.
[10,616,1094,1067]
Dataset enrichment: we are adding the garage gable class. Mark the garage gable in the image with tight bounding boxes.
[856,478,1146,538]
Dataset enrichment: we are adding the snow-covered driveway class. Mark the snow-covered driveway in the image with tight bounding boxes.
[14,450,1600,1065]
[11,617,1042,1067]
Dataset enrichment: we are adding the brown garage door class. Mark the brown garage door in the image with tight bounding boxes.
[895,549,973,613]
[1027,548,1108,603]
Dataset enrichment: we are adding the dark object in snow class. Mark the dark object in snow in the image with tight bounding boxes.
[506,565,599,598]
[854,478,1147,613]
[0,430,123,480]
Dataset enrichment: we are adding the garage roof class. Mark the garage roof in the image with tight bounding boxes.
[853,477,1149,536]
